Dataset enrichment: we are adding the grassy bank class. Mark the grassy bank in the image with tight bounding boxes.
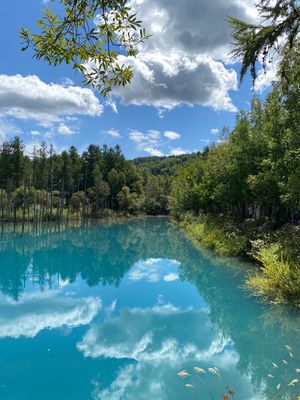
[178,214,300,306]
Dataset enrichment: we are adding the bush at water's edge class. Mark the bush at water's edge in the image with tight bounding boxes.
[174,214,300,306]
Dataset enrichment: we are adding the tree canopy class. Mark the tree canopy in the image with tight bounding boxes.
[229,0,300,82]
[20,0,149,95]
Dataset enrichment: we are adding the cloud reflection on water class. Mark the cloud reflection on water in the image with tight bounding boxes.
[0,291,101,339]
[77,302,262,400]
[128,258,180,283]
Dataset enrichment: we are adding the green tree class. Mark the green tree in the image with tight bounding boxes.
[20,0,149,95]
[117,185,140,213]
[229,0,300,82]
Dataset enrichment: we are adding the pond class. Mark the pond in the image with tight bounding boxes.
[0,217,299,399]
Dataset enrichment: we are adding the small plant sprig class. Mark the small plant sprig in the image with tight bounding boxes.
[177,366,235,400]
[177,346,299,400]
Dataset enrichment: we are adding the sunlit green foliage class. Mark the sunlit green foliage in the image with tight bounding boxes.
[247,241,300,303]
[20,0,150,95]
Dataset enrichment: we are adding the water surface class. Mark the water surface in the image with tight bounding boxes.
[0,218,299,399]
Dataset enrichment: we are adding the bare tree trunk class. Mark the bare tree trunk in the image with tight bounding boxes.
[22,184,26,235]
[1,189,4,237]
[27,182,31,225]
[33,192,37,232]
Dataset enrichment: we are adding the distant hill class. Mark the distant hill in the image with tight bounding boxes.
[133,152,200,176]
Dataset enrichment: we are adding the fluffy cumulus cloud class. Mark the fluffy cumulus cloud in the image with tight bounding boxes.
[0,74,103,125]
[129,0,256,60]
[111,0,257,111]
[128,129,191,156]
[113,54,238,111]
[0,291,101,339]
[58,123,75,135]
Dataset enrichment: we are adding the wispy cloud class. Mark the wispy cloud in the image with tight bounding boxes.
[104,128,122,138]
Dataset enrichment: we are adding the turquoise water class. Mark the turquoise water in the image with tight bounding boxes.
[0,218,299,400]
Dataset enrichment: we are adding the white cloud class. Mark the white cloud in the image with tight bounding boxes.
[127,129,190,157]
[0,74,103,125]
[211,128,219,135]
[128,129,164,156]
[58,123,75,135]
[0,292,101,339]
[129,130,146,143]
[108,0,258,111]
[104,128,121,138]
[30,130,40,136]
[164,130,180,140]
[254,63,278,92]
[147,130,161,140]
[163,273,179,282]
[106,99,118,113]
[169,147,188,156]
[143,147,164,157]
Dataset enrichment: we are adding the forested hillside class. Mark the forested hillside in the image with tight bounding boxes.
[133,153,199,176]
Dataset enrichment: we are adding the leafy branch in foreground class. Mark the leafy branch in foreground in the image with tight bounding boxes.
[20,0,150,95]
[228,0,300,83]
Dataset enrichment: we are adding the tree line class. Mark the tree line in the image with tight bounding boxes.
[0,139,178,230]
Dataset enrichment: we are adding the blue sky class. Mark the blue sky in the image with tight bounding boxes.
[0,0,272,159]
